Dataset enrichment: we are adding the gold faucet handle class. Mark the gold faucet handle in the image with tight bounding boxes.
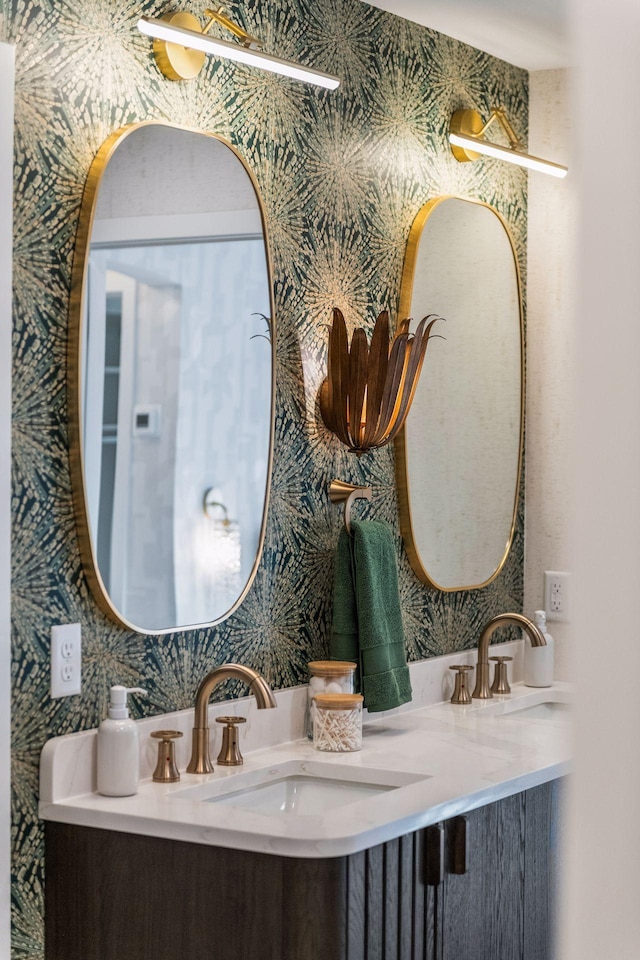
[489,656,513,695]
[151,730,183,783]
[449,665,474,705]
[216,716,247,766]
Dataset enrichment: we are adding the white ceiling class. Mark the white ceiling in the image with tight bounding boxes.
[367,0,569,71]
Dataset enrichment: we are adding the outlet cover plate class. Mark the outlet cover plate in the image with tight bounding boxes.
[51,623,82,698]
[544,571,570,623]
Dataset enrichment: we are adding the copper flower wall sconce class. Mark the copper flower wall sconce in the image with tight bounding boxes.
[319,308,443,456]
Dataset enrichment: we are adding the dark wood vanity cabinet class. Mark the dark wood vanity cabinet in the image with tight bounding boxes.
[44,780,562,960]
[438,782,561,960]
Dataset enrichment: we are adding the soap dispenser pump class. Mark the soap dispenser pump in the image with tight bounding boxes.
[97,685,147,797]
[524,611,555,688]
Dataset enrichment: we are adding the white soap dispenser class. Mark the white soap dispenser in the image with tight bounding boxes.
[524,611,555,688]
[97,685,147,797]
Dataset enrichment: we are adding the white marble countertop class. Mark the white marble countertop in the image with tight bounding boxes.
[39,656,572,859]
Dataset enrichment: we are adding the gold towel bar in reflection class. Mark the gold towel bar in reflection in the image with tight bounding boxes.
[329,480,372,535]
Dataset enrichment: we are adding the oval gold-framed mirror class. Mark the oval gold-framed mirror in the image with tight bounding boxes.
[395,195,524,592]
[68,122,275,634]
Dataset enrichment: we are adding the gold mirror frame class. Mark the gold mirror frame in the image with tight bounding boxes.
[67,121,276,634]
[394,195,524,592]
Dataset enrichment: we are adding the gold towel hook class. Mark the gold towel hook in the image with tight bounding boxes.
[329,480,372,535]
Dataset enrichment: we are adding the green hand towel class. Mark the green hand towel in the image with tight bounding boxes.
[331,520,412,713]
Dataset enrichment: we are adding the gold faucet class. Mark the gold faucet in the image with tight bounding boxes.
[472,613,546,699]
[186,663,277,774]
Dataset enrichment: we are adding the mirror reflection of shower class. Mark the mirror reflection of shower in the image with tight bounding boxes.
[78,127,273,633]
[83,237,270,630]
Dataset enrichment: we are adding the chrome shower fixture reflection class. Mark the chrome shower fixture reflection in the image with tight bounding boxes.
[138,8,341,89]
[449,108,568,179]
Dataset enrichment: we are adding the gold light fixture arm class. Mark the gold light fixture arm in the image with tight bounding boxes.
[476,108,521,150]
[202,7,263,49]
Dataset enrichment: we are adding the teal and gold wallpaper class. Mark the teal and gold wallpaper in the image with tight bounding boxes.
[2,0,528,954]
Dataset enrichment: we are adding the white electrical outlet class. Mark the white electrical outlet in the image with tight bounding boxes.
[544,571,570,622]
[51,623,82,698]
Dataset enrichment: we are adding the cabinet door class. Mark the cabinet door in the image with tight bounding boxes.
[345,831,437,960]
[523,780,563,960]
[439,793,526,960]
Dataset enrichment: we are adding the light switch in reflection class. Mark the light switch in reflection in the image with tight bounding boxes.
[132,404,161,438]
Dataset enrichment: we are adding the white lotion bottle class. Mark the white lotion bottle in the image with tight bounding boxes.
[524,611,554,687]
[97,685,147,797]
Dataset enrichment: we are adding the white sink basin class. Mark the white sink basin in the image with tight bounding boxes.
[172,760,429,817]
[507,701,571,720]
[208,775,393,815]
[471,686,572,720]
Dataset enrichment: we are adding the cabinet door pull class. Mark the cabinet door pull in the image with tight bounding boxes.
[425,823,445,886]
[449,815,469,875]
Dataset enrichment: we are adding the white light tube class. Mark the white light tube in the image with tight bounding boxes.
[449,131,568,179]
[138,16,340,90]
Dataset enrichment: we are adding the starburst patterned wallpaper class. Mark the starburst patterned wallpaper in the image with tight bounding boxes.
[3,0,528,954]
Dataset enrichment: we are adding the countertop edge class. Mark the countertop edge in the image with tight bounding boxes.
[39,758,570,859]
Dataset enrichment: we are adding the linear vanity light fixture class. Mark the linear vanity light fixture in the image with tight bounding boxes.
[319,308,443,456]
[137,8,340,88]
[449,108,568,179]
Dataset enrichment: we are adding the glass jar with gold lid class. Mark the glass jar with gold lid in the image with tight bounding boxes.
[312,693,364,752]
[306,660,357,739]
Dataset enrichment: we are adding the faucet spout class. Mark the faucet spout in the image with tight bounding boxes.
[472,612,546,700]
[187,663,277,774]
